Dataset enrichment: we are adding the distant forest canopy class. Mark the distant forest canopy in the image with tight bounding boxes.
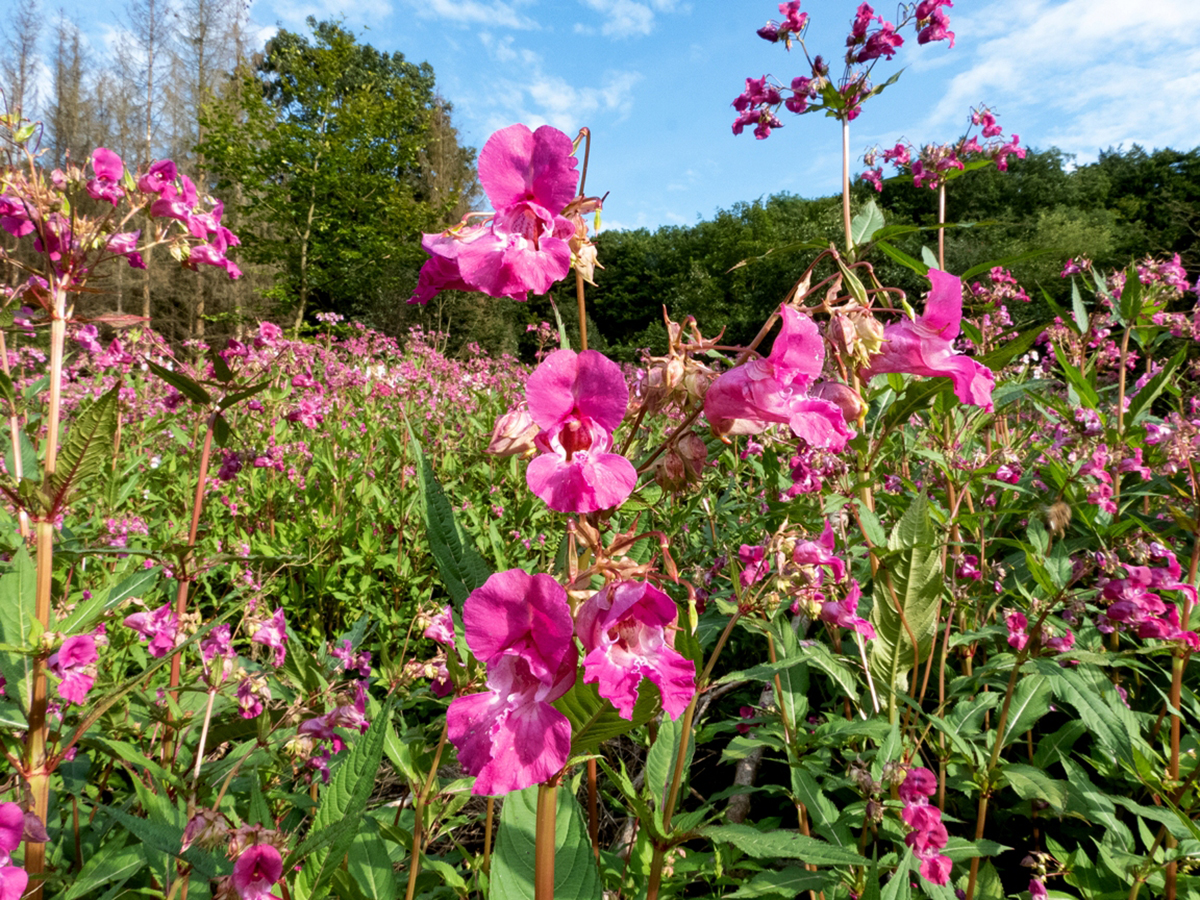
[2,1,1196,359]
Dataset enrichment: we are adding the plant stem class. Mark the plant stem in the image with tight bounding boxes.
[1165,651,1185,900]
[482,797,494,875]
[25,277,69,898]
[587,758,600,861]
[0,331,29,538]
[841,119,853,253]
[535,781,559,900]
[576,270,588,352]
[1113,325,1132,507]
[937,184,946,270]
[646,611,741,900]
[405,720,449,900]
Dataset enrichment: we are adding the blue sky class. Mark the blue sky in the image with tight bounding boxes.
[52,0,1200,232]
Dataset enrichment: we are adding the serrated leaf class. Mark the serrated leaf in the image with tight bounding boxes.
[1118,263,1144,322]
[998,674,1051,749]
[346,819,399,900]
[851,198,886,247]
[555,677,660,760]
[1128,347,1185,424]
[1070,279,1090,334]
[874,239,929,277]
[404,419,492,605]
[290,700,391,900]
[727,866,832,898]
[700,823,866,866]
[1000,763,1069,812]
[47,385,121,512]
[58,566,161,635]
[870,496,942,696]
[489,785,602,900]
[62,834,145,900]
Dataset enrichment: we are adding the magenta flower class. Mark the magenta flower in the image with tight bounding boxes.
[48,635,97,705]
[862,270,995,411]
[251,608,288,667]
[87,148,125,205]
[524,348,637,513]
[236,676,270,719]
[447,569,577,796]
[231,844,283,900]
[138,159,177,194]
[0,865,27,900]
[412,123,579,305]
[705,305,853,451]
[818,581,875,639]
[793,520,848,583]
[1005,611,1029,651]
[424,605,456,646]
[124,603,181,658]
[898,766,936,803]
[0,803,22,861]
[575,581,697,721]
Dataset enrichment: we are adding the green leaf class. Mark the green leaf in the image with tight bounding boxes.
[346,819,399,900]
[851,198,886,247]
[555,677,660,760]
[217,380,271,412]
[999,674,1051,749]
[3,427,39,483]
[0,546,38,713]
[1118,263,1144,322]
[146,361,212,405]
[404,419,492,605]
[47,385,121,512]
[645,711,688,823]
[874,240,929,277]
[727,866,832,898]
[977,326,1043,373]
[870,496,943,696]
[1030,659,1146,769]
[1032,720,1087,768]
[489,785,602,900]
[58,566,161,634]
[290,699,392,900]
[548,294,571,351]
[63,835,146,900]
[1128,347,1185,424]
[701,823,866,866]
[1000,763,1069,812]
[921,246,939,270]
[1055,350,1099,410]
[1070,279,1089,334]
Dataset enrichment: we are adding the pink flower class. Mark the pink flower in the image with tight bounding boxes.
[1029,878,1048,900]
[704,305,853,451]
[424,605,456,645]
[236,676,270,719]
[898,766,937,804]
[448,569,577,795]
[524,348,637,513]
[818,581,875,639]
[863,270,995,412]
[0,866,28,900]
[919,853,953,886]
[231,844,283,900]
[486,405,539,457]
[412,124,579,305]
[1006,611,1029,651]
[124,603,181,658]
[793,520,847,583]
[738,544,770,588]
[138,159,177,194]
[0,803,22,860]
[575,581,697,721]
[251,608,288,667]
[48,635,97,705]
[87,148,125,205]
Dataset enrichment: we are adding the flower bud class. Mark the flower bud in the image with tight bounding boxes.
[181,808,229,853]
[810,382,866,422]
[486,406,539,457]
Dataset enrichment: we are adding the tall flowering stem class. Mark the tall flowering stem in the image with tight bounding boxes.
[535,781,559,900]
[842,119,853,252]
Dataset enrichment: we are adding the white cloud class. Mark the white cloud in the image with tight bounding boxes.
[260,0,395,29]
[578,0,684,39]
[915,0,1200,158]
[408,0,539,30]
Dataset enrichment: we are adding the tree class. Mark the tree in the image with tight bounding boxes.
[1,0,41,118]
[199,18,474,329]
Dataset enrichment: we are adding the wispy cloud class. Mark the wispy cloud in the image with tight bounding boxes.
[578,0,685,39]
[473,35,642,133]
[408,0,540,30]
[915,0,1200,157]
[262,0,395,29]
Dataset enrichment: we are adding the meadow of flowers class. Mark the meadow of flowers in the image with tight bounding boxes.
[2,3,1200,900]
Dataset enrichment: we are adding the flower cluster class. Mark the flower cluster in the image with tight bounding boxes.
[447,569,698,796]
[411,124,582,305]
[1099,548,1199,647]
[733,1,954,137]
[899,766,952,885]
[861,106,1024,192]
[0,803,28,900]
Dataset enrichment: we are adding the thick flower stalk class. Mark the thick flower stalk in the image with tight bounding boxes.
[447,569,577,796]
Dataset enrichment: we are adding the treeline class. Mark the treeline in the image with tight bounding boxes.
[1,4,478,344]
[3,2,1196,357]
[582,145,1200,360]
